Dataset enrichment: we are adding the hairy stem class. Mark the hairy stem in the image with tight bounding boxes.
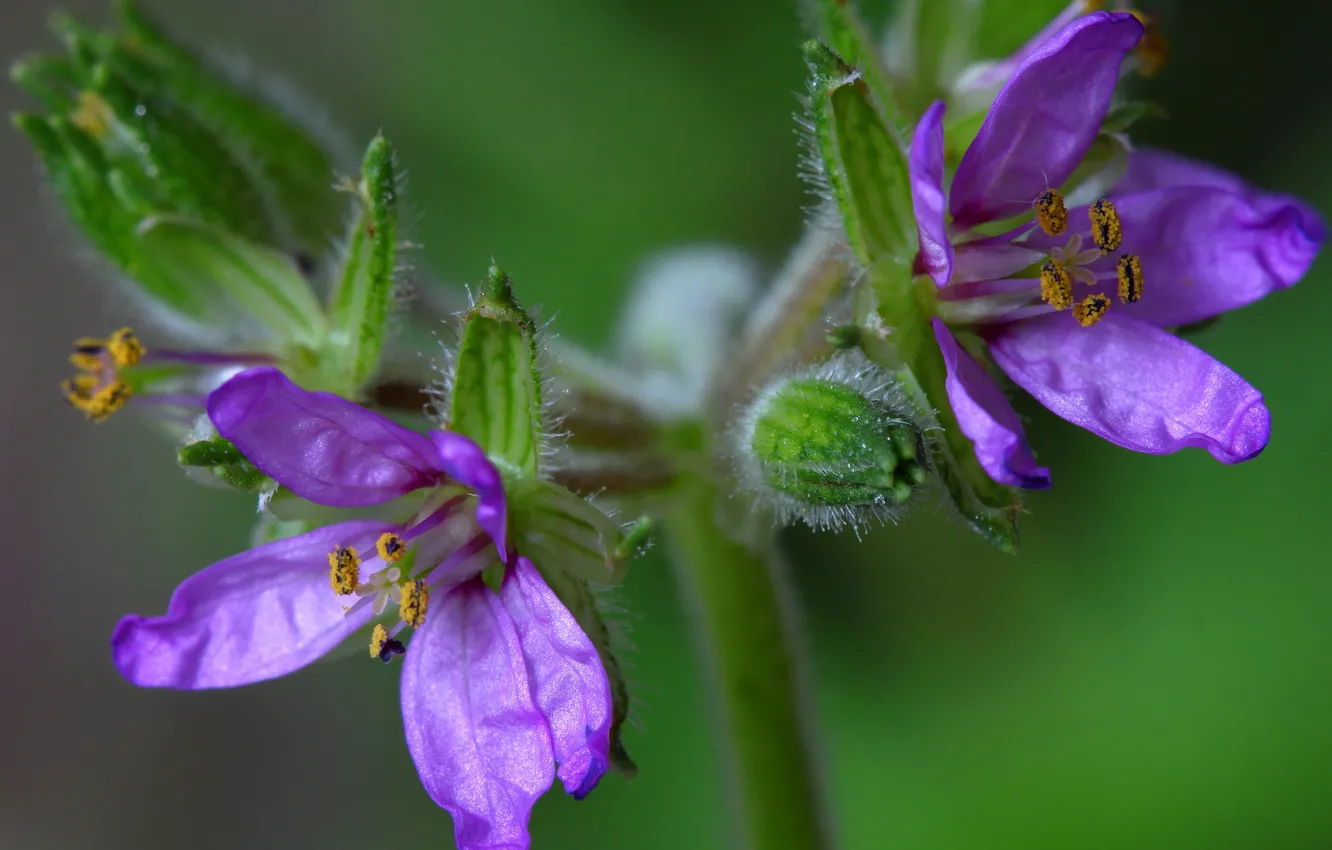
[666,463,837,850]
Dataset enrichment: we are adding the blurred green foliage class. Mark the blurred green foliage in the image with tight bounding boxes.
[13,0,1331,848]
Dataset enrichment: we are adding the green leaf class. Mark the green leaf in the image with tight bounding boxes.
[136,216,325,345]
[327,134,399,389]
[448,267,543,478]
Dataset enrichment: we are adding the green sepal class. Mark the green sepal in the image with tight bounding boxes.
[136,216,326,346]
[509,478,633,585]
[178,437,270,492]
[905,343,1020,553]
[802,1,906,135]
[327,134,399,390]
[535,563,637,777]
[974,0,1072,59]
[449,266,543,479]
[809,65,916,270]
[888,0,980,107]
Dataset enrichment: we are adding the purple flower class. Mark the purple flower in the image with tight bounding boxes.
[112,366,613,849]
[908,12,1324,487]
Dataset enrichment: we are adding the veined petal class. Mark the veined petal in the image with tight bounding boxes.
[209,367,441,507]
[933,320,1050,489]
[910,100,953,287]
[112,520,394,689]
[1107,187,1318,327]
[401,579,552,850]
[500,558,612,800]
[432,431,509,563]
[987,313,1270,463]
[949,12,1143,227]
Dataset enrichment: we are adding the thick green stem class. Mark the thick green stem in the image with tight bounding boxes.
[667,468,837,850]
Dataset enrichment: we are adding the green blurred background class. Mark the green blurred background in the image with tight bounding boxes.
[3,0,1330,847]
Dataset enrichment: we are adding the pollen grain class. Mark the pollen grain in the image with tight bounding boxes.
[328,546,361,595]
[376,532,407,563]
[1034,188,1068,236]
[1117,254,1144,303]
[399,580,430,628]
[1040,260,1074,310]
[1089,199,1123,253]
[1074,293,1111,327]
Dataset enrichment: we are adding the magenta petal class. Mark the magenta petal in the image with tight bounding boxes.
[988,313,1270,463]
[431,431,509,564]
[1115,147,1253,195]
[499,558,612,800]
[949,12,1143,227]
[1108,186,1323,326]
[112,520,394,689]
[933,320,1050,488]
[910,100,953,287]
[209,367,441,507]
[401,579,553,850]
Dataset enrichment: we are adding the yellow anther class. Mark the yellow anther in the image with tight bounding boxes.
[106,328,144,368]
[69,90,113,139]
[376,532,407,563]
[1034,188,1068,236]
[1039,260,1074,310]
[1073,293,1111,327]
[1117,254,1144,303]
[327,546,361,595]
[1088,199,1123,254]
[369,624,389,659]
[62,376,132,422]
[399,580,430,628]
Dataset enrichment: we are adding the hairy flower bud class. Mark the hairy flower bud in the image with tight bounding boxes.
[735,354,930,531]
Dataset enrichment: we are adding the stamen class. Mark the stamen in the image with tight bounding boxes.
[369,623,406,663]
[1117,254,1143,303]
[1088,199,1123,254]
[105,328,144,368]
[399,580,430,628]
[376,532,407,563]
[327,546,361,595]
[1039,260,1074,310]
[62,376,132,422]
[1034,188,1068,236]
[1073,293,1111,327]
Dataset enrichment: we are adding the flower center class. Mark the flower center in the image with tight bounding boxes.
[62,328,142,421]
[326,494,500,662]
[1028,191,1144,328]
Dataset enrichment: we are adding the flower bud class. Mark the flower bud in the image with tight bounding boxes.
[735,354,929,531]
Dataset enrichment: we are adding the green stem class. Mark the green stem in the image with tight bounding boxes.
[666,467,837,850]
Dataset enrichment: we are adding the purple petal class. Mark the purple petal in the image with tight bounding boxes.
[112,520,395,689]
[431,431,509,564]
[209,367,441,507]
[950,228,1044,285]
[1114,147,1253,195]
[1115,186,1322,326]
[954,2,1088,93]
[910,100,953,287]
[987,313,1270,463]
[933,320,1050,489]
[401,579,552,850]
[499,558,612,800]
[949,12,1143,228]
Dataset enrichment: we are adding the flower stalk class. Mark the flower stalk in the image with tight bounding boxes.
[667,443,836,850]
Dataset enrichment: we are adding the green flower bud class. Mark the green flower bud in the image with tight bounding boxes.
[446,266,545,479]
[735,354,930,531]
